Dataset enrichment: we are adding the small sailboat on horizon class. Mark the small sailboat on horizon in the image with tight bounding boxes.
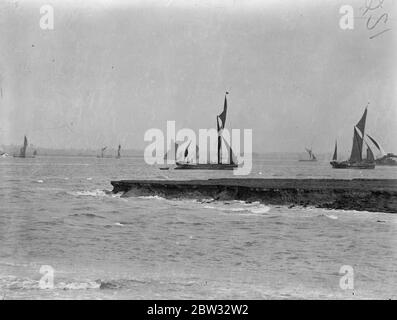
[330,105,375,169]
[299,148,317,162]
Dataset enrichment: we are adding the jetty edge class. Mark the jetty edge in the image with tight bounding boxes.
[110,178,397,213]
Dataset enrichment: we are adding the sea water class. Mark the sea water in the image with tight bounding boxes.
[0,155,396,299]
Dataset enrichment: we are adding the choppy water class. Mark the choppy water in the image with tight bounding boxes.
[0,156,396,299]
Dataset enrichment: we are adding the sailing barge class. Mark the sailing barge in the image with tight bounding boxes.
[175,92,238,171]
[299,148,317,162]
[13,136,35,158]
[330,106,375,169]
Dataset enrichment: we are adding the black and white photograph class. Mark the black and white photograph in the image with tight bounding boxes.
[0,0,396,303]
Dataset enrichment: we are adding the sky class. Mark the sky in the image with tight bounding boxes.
[0,0,396,155]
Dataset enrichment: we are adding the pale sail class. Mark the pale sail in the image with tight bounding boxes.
[366,134,386,156]
[305,148,312,159]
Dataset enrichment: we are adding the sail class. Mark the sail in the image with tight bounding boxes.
[101,146,107,158]
[222,136,236,165]
[164,142,179,161]
[218,92,228,130]
[183,141,191,160]
[356,108,367,136]
[366,145,375,162]
[349,127,363,162]
[117,145,121,158]
[305,148,312,159]
[356,108,367,158]
[332,141,337,161]
[20,136,28,157]
[366,134,386,156]
[217,116,222,164]
[217,92,229,164]
[195,145,199,162]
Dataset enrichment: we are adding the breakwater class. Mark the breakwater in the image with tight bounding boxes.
[111,178,397,213]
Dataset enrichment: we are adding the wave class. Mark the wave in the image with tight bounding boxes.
[0,276,100,291]
[98,279,150,290]
[203,201,271,215]
[69,213,106,219]
[137,195,166,200]
[69,189,106,197]
[68,189,122,198]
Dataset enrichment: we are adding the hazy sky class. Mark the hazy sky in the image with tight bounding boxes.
[0,0,396,155]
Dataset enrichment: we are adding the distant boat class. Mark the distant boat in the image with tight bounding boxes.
[299,148,317,162]
[160,141,180,170]
[13,136,35,158]
[97,146,112,158]
[330,106,375,169]
[366,134,397,166]
[175,92,238,170]
[116,144,121,159]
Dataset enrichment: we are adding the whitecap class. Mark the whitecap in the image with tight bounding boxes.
[249,205,271,214]
[69,189,106,197]
[137,195,165,200]
[326,214,338,220]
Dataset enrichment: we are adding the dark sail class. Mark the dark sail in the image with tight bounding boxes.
[217,92,229,164]
[217,116,222,164]
[164,141,179,161]
[117,145,121,158]
[195,145,199,163]
[222,136,236,165]
[366,145,375,162]
[349,127,362,162]
[20,136,28,157]
[355,108,367,158]
[218,93,228,130]
[183,141,191,160]
[332,141,337,161]
[356,107,367,136]
[101,146,107,158]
